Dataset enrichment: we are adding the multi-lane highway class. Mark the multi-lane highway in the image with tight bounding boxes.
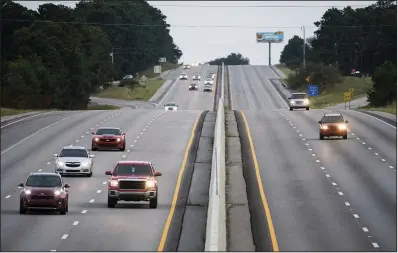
[229,65,397,251]
[0,64,215,251]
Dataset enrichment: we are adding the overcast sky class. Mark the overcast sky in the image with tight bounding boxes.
[16,1,376,65]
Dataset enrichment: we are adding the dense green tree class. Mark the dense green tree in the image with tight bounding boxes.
[209,53,250,65]
[367,61,397,107]
[279,35,311,69]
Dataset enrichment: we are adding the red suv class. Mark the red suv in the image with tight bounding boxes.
[105,161,162,208]
[19,172,70,214]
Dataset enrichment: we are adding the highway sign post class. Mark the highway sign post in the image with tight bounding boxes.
[306,76,311,83]
[307,85,318,97]
[344,92,352,110]
[255,31,284,66]
[140,75,147,86]
[154,65,161,74]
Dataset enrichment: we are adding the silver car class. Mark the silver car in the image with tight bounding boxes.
[288,92,310,111]
[54,146,95,177]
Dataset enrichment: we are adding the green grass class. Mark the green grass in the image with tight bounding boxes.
[93,79,165,101]
[360,101,397,115]
[139,62,181,79]
[0,108,35,117]
[86,104,121,110]
[274,64,293,77]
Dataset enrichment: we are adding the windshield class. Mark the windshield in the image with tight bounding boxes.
[59,148,88,158]
[96,128,121,135]
[166,103,176,106]
[26,175,62,187]
[114,164,152,176]
[291,94,307,99]
[322,116,344,123]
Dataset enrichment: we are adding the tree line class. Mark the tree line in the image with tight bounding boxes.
[279,0,396,107]
[208,53,250,65]
[1,0,182,110]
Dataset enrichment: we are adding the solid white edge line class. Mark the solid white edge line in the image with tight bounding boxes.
[1,111,55,128]
[350,110,396,129]
[1,112,84,155]
[157,79,179,108]
[263,73,290,108]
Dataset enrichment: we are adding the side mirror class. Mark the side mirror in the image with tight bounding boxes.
[64,183,70,188]
[154,172,162,177]
[105,171,112,176]
[91,132,95,135]
[18,183,24,188]
[89,154,95,158]
[345,120,349,123]
[53,154,58,158]
[287,97,291,99]
[122,133,126,136]
[318,121,322,124]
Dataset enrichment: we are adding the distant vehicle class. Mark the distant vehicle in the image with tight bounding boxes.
[188,83,198,91]
[193,74,201,81]
[204,78,213,85]
[179,73,188,80]
[288,92,310,111]
[204,84,212,92]
[18,172,70,214]
[123,75,134,80]
[318,113,349,140]
[91,127,126,151]
[183,65,191,69]
[54,145,95,177]
[208,73,215,79]
[105,161,162,208]
[164,102,178,111]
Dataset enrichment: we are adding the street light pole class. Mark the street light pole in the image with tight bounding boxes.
[110,48,114,82]
[302,26,306,69]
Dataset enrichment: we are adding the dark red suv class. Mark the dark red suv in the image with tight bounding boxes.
[19,172,70,214]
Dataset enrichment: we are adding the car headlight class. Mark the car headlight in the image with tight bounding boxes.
[290,100,295,104]
[116,138,121,142]
[57,161,65,166]
[304,99,309,105]
[54,190,62,196]
[94,137,99,141]
[109,180,119,187]
[146,180,156,188]
[24,189,31,195]
[81,161,91,166]
[338,124,347,130]
[321,125,328,130]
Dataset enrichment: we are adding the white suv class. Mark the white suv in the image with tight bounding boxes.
[288,92,310,111]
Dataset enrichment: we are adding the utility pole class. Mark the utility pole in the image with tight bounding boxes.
[110,48,114,82]
[302,26,306,69]
[268,42,271,65]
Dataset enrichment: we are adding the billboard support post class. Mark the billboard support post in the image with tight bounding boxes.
[302,26,306,69]
[268,42,271,66]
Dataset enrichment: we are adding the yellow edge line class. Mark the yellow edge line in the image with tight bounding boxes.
[240,111,279,252]
[157,113,201,251]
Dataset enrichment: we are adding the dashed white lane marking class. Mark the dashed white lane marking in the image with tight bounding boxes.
[102,181,107,185]
[130,144,134,147]
[38,169,43,172]
[372,242,380,248]
[293,126,296,129]
[122,155,126,158]
[326,174,330,178]
[81,135,84,138]
[305,143,309,146]
[134,140,137,143]
[368,147,372,150]
[143,129,146,131]
[5,195,11,199]
[374,153,379,156]
[362,142,366,144]
[331,182,337,186]
[61,234,68,240]
[97,190,102,193]
[296,130,300,132]
[90,128,94,130]
[308,148,312,151]
[137,136,140,139]
[299,134,303,137]
[47,162,51,165]
[315,160,320,163]
[127,150,131,152]
[389,166,394,169]
[320,167,325,170]
[353,214,360,218]
[362,227,369,232]
[81,210,87,214]
[381,159,386,162]
[351,133,355,136]
[89,199,95,203]
[73,221,79,226]
[302,138,306,141]
[338,192,344,196]
[95,125,98,127]
[312,154,316,156]
[345,202,350,206]
[86,131,89,134]
[75,140,79,142]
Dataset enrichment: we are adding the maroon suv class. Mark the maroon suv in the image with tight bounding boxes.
[19,172,70,214]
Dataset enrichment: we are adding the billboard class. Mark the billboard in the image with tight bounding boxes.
[256,31,284,43]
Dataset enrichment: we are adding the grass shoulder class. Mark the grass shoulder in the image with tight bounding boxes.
[274,64,293,77]
[359,101,397,115]
[86,104,121,110]
[93,79,165,101]
[1,108,36,117]
[140,62,181,79]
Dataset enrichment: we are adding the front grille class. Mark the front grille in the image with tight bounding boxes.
[168,108,173,110]
[31,195,54,200]
[118,181,146,190]
[65,169,80,172]
[100,139,117,142]
[65,162,80,167]
[329,125,337,131]
[296,101,303,105]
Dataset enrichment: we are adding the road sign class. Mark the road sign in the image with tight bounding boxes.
[349,88,355,94]
[141,75,147,81]
[306,76,311,83]
[159,57,166,63]
[344,92,352,101]
[308,85,319,97]
[256,31,284,43]
[154,65,161,74]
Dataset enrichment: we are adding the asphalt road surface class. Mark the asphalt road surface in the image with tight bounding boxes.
[1,64,215,251]
[229,65,397,251]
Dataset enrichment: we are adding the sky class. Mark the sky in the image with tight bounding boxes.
[16,1,376,65]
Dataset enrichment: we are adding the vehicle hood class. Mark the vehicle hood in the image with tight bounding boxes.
[57,157,90,163]
[322,122,345,126]
[110,175,152,180]
[25,187,60,195]
[93,134,122,139]
[290,98,307,102]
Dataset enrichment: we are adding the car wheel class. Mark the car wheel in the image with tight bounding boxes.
[290,107,293,111]
[108,198,117,208]
[91,145,97,151]
[19,200,27,214]
[149,197,158,209]
[87,171,92,177]
[66,200,69,212]
[343,134,348,139]
[60,204,66,215]
[306,107,310,110]
[120,144,126,151]
[319,134,324,140]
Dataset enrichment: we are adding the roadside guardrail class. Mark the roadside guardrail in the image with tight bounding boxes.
[205,63,226,251]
